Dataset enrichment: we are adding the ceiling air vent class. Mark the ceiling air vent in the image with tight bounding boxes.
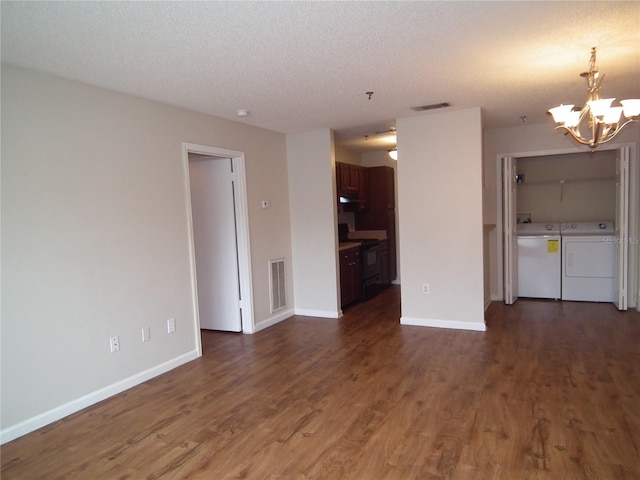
[411,102,450,112]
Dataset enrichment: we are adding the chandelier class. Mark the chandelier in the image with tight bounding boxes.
[548,47,639,149]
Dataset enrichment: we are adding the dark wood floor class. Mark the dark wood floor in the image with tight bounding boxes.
[2,287,639,479]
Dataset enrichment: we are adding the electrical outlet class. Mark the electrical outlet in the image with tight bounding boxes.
[142,327,150,342]
[422,283,430,294]
[167,318,176,333]
[109,336,120,353]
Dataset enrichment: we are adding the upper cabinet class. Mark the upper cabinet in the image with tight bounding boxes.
[336,162,368,210]
[337,162,361,196]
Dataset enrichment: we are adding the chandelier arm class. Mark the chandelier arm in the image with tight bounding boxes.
[556,118,638,148]
[597,119,639,146]
[578,106,590,123]
[555,126,593,146]
[592,120,603,148]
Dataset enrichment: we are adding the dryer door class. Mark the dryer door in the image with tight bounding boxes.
[564,239,616,278]
[563,237,616,302]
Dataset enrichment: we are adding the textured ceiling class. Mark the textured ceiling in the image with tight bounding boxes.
[2,1,639,152]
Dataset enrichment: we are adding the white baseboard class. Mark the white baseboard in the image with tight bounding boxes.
[294,308,340,319]
[253,308,295,333]
[400,316,486,332]
[0,350,199,445]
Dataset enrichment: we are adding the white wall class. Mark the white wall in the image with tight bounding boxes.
[483,122,640,307]
[397,108,485,330]
[1,65,292,441]
[286,129,340,318]
[516,151,617,223]
[334,145,361,165]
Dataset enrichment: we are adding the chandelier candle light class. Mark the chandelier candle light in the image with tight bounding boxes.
[548,47,640,149]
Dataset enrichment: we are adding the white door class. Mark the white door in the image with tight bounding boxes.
[189,156,242,331]
[614,146,630,310]
[502,156,518,304]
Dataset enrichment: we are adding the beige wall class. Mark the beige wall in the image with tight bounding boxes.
[397,108,485,330]
[516,151,617,223]
[1,65,292,440]
[334,144,361,165]
[286,129,341,317]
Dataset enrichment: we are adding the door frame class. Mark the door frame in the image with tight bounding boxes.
[495,142,638,309]
[182,143,255,355]
[502,156,518,305]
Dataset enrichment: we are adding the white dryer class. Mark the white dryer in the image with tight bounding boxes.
[517,223,561,299]
[561,221,616,302]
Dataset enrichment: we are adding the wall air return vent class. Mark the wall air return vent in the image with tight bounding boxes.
[269,258,286,313]
[411,102,450,112]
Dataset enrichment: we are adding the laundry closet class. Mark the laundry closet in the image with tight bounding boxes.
[514,149,619,304]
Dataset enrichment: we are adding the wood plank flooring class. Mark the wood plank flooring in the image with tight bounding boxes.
[2,287,640,479]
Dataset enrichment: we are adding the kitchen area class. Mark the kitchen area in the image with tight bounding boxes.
[336,162,397,308]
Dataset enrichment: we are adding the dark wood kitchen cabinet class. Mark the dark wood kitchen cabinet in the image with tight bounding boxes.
[357,167,369,210]
[337,162,357,195]
[336,162,368,211]
[356,166,396,282]
[339,246,362,307]
[337,162,362,196]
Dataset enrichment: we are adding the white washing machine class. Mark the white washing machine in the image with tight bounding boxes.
[561,221,616,302]
[517,223,561,299]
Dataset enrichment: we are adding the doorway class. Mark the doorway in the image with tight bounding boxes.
[183,144,254,353]
[498,144,637,310]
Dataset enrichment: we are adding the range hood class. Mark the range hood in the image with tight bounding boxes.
[338,193,364,204]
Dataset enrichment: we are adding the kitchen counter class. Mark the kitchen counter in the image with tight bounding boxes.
[347,229,387,241]
[339,241,362,251]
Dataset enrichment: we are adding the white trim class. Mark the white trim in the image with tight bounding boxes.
[182,143,255,336]
[400,316,487,332]
[502,156,518,305]
[182,146,204,355]
[0,350,199,445]
[484,298,492,311]
[231,154,256,333]
[614,147,630,310]
[294,308,341,319]
[253,308,295,333]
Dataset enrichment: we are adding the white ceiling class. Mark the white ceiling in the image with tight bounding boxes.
[2,1,639,152]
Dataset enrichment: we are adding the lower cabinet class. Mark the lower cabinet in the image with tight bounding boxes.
[340,247,362,308]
